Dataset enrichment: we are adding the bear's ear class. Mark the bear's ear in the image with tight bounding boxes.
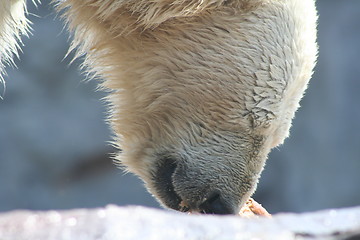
[120,0,228,30]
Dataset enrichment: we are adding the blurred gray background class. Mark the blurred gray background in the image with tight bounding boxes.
[0,0,359,214]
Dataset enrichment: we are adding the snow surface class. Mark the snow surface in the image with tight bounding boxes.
[0,205,359,240]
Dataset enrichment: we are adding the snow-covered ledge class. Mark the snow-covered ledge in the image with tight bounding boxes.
[0,205,359,240]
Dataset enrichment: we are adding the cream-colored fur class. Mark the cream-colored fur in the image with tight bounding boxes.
[0,0,28,82]
[1,0,318,214]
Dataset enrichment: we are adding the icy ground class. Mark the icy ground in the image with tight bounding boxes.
[0,205,359,240]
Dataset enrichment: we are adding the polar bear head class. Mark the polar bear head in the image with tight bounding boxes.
[58,0,317,214]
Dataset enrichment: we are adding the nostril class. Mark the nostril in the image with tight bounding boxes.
[199,191,234,215]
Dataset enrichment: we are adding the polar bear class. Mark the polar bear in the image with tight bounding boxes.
[1,0,318,214]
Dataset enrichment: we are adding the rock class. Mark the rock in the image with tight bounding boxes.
[0,205,359,240]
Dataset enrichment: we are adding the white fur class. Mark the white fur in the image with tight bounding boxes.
[0,0,28,82]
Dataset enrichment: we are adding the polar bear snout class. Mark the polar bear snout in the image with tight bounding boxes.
[152,156,238,215]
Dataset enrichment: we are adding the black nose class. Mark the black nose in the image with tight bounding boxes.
[198,192,235,215]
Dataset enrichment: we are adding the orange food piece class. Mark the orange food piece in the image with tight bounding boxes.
[239,198,271,217]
